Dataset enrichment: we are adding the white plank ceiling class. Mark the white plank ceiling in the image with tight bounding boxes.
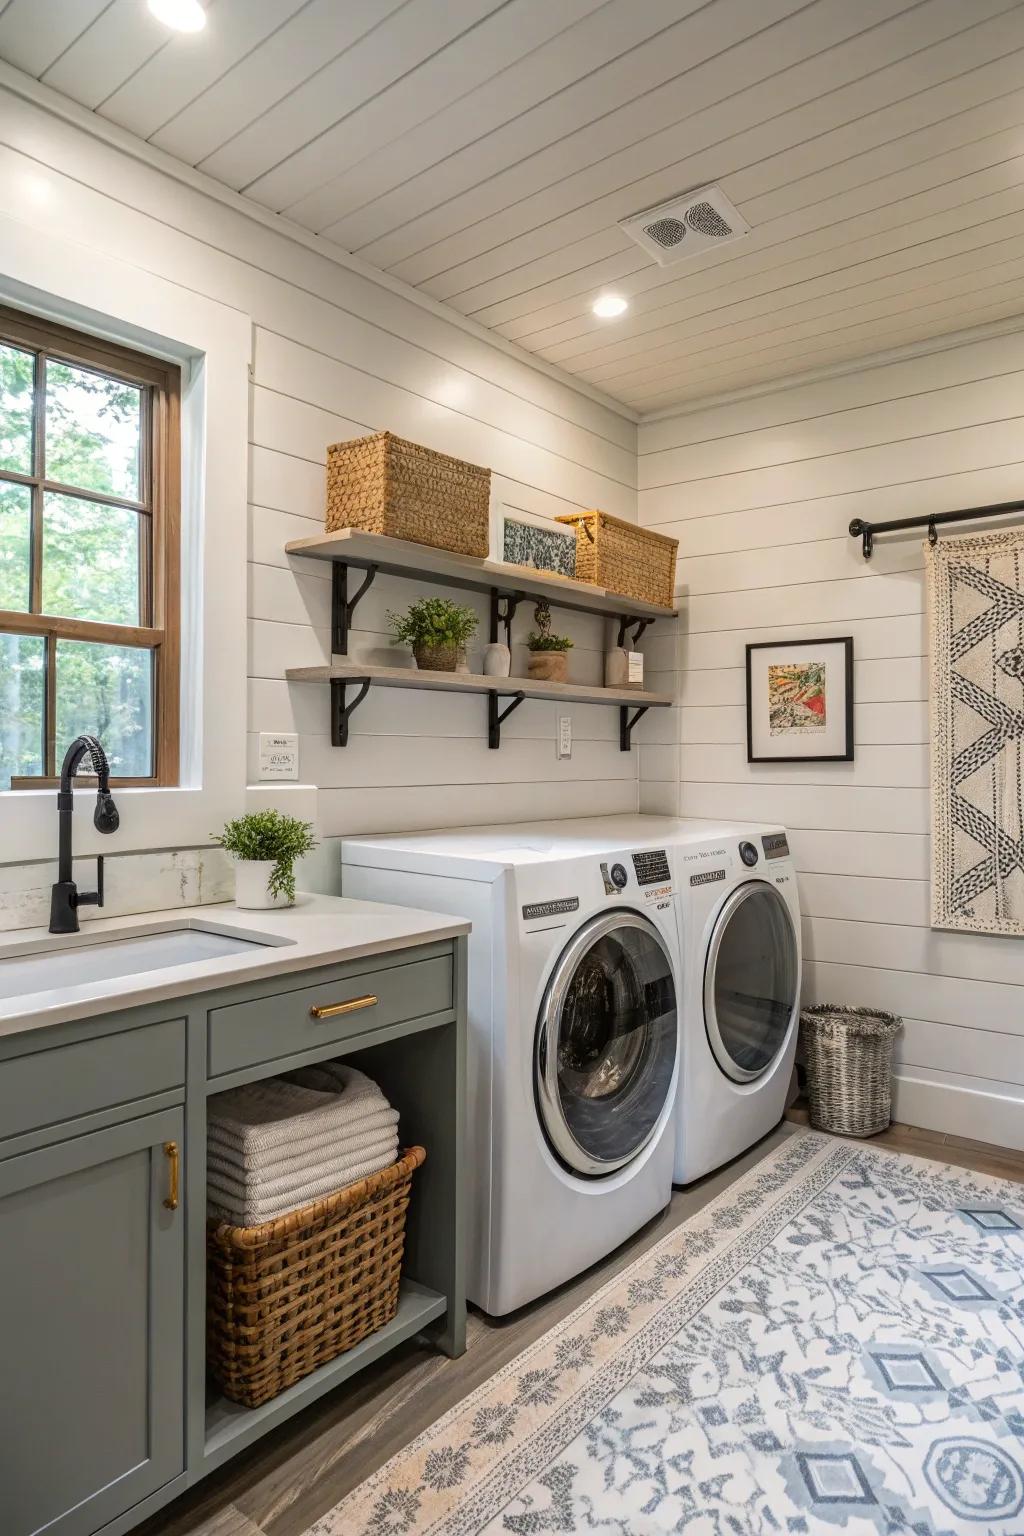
[5,0,1024,414]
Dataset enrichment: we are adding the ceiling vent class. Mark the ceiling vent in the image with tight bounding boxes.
[619,185,749,267]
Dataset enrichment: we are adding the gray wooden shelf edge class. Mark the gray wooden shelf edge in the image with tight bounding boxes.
[285,664,671,750]
[285,527,679,627]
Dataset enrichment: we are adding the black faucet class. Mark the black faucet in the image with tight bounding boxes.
[49,735,121,934]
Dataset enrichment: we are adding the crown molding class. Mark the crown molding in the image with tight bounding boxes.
[0,62,640,427]
[637,312,1024,425]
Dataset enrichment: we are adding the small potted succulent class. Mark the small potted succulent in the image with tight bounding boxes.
[213,810,318,909]
[388,596,479,672]
[526,601,573,683]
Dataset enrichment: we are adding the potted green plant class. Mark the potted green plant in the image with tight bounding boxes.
[213,810,318,909]
[526,601,573,683]
[388,596,479,672]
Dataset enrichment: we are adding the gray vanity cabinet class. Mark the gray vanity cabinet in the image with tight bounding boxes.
[0,1106,185,1536]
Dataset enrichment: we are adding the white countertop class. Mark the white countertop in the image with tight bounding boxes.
[0,893,470,1040]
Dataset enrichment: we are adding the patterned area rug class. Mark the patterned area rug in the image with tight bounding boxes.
[928,525,1024,935]
[307,1132,1024,1536]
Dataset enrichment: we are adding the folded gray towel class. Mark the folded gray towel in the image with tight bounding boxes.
[207,1064,389,1157]
[207,1139,399,1226]
[208,1103,399,1173]
[207,1127,399,1200]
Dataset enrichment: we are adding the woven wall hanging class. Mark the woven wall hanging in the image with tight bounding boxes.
[928,525,1024,934]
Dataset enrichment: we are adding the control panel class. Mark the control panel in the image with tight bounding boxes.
[761,832,790,860]
[739,841,759,867]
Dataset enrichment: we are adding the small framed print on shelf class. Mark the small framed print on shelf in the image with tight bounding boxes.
[745,637,854,763]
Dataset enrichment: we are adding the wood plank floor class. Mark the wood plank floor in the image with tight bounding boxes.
[140,1119,1024,1536]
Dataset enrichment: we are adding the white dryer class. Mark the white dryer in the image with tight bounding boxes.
[340,821,682,1316]
[671,823,801,1184]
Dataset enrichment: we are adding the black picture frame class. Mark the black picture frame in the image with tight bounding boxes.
[745,636,854,763]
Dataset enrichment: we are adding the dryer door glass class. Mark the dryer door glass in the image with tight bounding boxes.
[536,911,677,1178]
[705,882,798,1082]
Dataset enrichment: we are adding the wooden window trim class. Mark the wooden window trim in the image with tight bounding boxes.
[0,303,180,787]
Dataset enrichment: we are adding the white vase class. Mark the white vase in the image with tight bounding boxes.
[483,642,511,677]
[233,858,292,910]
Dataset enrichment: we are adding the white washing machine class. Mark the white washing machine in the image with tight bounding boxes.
[340,821,682,1316]
[671,822,802,1184]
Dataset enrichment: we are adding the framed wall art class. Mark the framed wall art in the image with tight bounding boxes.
[745,637,854,762]
[492,502,577,579]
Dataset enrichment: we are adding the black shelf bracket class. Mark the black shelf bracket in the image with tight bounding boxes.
[331,562,378,654]
[849,496,1024,559]
[330,677,371,747]
[489,589,525,647]
[616,616,652,648]
[488,689,526,749]
[620,704,649,752]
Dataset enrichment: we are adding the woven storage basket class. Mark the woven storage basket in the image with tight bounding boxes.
[555,510,678,607]
[800,1006,902,1138]
[207,1146,425,1408]
[326,431,490,557]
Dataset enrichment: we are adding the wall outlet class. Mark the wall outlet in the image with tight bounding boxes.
[558,715,572,759]
[258,732,299,780]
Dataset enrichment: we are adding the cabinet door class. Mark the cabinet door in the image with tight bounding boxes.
[0,1108,185,1536]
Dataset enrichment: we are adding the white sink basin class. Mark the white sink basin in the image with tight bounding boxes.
[0,927,269,1000]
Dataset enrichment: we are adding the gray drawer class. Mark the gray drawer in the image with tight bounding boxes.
[0,1018,186,1143]
[208,950,454,1077]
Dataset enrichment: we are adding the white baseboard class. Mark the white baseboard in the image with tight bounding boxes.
[892,1071,1024,1154]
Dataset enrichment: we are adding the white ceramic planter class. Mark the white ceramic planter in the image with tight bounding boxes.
[483,642,511,677]
[233,858,292,910]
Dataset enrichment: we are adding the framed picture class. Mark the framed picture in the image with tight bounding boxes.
[745,637,854,762]
[492,503,577,579]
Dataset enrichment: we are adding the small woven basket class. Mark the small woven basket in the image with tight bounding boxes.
[207,1146,425,1408]
[800,1006,902,1138]
[326,431,490,557]
[555,510,677,607]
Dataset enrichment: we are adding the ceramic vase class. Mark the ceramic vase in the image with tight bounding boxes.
[234,858,291,910]
[483,642,511,677]
[528,650,568,683]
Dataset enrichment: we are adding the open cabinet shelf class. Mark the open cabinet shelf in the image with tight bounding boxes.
[285,663,672,750]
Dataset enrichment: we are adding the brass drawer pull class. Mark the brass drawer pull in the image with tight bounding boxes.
[310,994,379,1021]
[163,1141,180,1211]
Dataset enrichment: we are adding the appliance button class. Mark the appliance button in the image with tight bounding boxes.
[609,862,628,889]
[739,841,759,867]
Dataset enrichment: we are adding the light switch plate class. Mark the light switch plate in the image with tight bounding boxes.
[558,715,572,759]
[258,732,299,780]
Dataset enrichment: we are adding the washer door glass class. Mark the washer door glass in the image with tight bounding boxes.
[536,910,677,1178]
[704,882,798,1082]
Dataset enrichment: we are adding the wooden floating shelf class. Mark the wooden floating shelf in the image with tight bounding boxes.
[285,663,671,751]
[287,662,672,708]
[285,528,678,653]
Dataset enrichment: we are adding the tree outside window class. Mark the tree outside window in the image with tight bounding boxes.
[0,309,179,789]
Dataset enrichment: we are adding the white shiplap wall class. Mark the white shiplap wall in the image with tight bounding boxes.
[0,86,638,921]
[637,330,1024,1150]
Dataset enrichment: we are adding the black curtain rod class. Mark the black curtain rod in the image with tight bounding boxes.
[849,497,1024,559]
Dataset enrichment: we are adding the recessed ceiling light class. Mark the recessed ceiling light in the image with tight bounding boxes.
[148,0,206,32]
[592,293,629,318]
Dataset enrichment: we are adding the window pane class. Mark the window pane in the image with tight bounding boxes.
[0,480,31,612]
[45,359,141,501]
[0,342,34,475]
[56,640,153,778]
[0,632,44,787]
[42,493,141,625]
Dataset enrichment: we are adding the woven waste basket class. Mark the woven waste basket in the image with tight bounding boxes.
[800,1005,902,1137]
[555,510,677,607]
[207,1146,425,1408]
[326,431,490,557]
